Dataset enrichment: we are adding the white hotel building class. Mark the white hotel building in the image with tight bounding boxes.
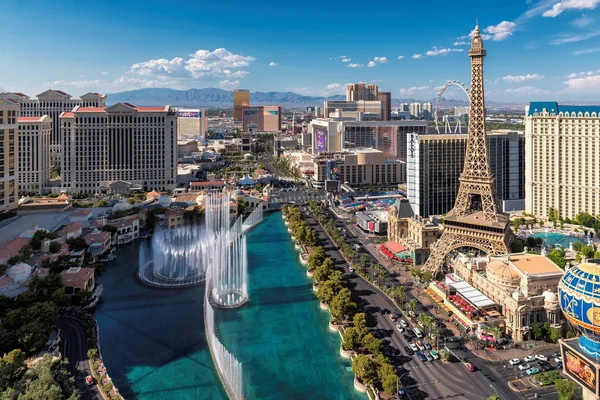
[0,90,106,164]
[60,103,177,194]
[0,98,19,212]
[525,102,600,219]
[18,116,51,194]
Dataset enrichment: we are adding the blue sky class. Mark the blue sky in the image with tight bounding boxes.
[2,0,600,102]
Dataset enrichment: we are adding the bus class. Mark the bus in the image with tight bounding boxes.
[413,327,423,338]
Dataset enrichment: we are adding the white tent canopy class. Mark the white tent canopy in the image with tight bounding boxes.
[450,281,496,308]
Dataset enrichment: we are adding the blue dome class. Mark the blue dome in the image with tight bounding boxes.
[558,263,600,356]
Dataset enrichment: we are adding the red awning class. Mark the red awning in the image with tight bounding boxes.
[384,241,406,254]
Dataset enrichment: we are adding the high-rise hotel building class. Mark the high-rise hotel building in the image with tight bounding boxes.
[0,98,19,212]
[18,116,51,194]
[0,90,106,164]
[60,103,177,194]
[233,89,250,123]
[525,102,600,219]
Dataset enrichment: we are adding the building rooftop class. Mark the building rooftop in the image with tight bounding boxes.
[71,209,93,217]
[527,101,600,116]
[18,116,45,122]
[60,267,94,285]
[508,254,564,276]
[190,181,225,187]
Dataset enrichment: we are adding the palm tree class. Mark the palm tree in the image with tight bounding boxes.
[396,286,407,309]
[430,325,441,348]
[488,325,502,343]
[406,299,418,315]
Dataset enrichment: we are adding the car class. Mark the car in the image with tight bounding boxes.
[536,354,548,361]
[85,375,95,386]
[519,364,531,371]
[399,319,408,328]
[349,267,355,273]
[524,356,536,362]
[409,343,419,352]
[526,367,540,375]
[509,358,521,366]
[416,341,425,351]
[404,345,414,355]
[423,340,431,350]
[403,334,412,342]
[417,320,424,328]
[416,351,427,362]
[539,363,553,372]
[551,352,561,358]
[554,357,562,363]
[425,353,433,362]
[389,314,397,322]
[408,310,415,318]
[430,350,439,360]
[406,331,416,339]
[556,361,563,369]
[396,325,405,333]
[464,362,475,372]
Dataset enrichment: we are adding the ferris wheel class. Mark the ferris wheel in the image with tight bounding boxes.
[435,80,470,134]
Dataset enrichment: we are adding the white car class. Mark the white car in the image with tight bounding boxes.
[554,357,562,363]
[509,358,520,366]
[524,356,536,362]
[519,363,531,371]
[396,325,404,333]
[409,343,419,352]
[535,354,548,361]
[399,319,408,328]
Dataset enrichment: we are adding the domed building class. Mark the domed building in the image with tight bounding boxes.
[557,262,600,398]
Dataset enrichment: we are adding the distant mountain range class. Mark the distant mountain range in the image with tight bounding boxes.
[106,87,528,108]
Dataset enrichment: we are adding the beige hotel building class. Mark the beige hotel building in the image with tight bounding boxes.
[0,98,19,212]
[60,103,177,194]
[18,116,51,194]
[525,102,600,219]
[0,90,106,165]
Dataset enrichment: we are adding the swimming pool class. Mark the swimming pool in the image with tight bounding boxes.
[531,232,586,248]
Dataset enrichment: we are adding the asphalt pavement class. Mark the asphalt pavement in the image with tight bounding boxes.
[59,316,103,400]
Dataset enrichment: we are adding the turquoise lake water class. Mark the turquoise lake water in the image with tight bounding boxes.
[96,211,363,399]
[531,232,586,248]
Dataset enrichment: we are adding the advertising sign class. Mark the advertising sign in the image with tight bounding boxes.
[315,128,328,153]
[561,340,599,395]
[267,110,279,115]
[368,221,375,231]
[326,160,340,181]
[178,111,201,118]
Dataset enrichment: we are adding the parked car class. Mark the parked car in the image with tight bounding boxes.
[416,351,427,362]
[526,367,540,375]
[409,343,419,352]
[423,340,431,350]
[509,358,520,366]
[464,362,475,372]
[408,311,415,318]
[416,341,425,351]
[430,350,439,360]
[554,357,562,363]
[536,354,548,361]
[399,319,408,328]
[551,352,561,358]
[389,314,397,322]
[524,355,536,362]
[403,334,412,342]
[519,364,531,371]
[425,353,433,362]
[85,376,95,386]
[404,345,414,355]
[396,325,404,333]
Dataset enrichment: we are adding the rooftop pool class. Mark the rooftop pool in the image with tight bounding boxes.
[531,232,586,248]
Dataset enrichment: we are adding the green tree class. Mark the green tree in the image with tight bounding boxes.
[342,327,361,351]
[329,288,357,324]
[548,327,562,343]
[307,247,326,271]
[439,348,451,362]
[487,396,501,400]
[0,349,26,390]
[353,313,367,329]
[48,242,61,254]
[361,333,383,355]
[66,237,88,251]
[421,270,433,283]
[575,211,595,227]
[409,268,422,282]
[50,288,71,309]
[352,354,378,385]
[313,258,335,283]
[406,299,419,315]
[531,323,544,341]
[547,248,567,269]
[315,279,342,304]
[381,373,399,396]
[555,378,578,400]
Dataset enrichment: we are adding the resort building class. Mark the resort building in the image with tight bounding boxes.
[176,108,208,141]
[323,100,385,121]
[387,198,440,264]
[407,130,525,217]
[18,116,51,194]
[242,106,281,132]
[356,211,388,234]
[59,103,178,194]
[308,118,428,160]
[233,89,250,123]
[106,216,140,245]
[60,266,95,295]
[524,102,600,219]
[426,252,565,342]
[84,230,112,260]
[0,98,19,212]
[310,148,406,188]
[0,90,106,165]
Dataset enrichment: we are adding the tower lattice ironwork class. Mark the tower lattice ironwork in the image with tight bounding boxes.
[422,25,512,277]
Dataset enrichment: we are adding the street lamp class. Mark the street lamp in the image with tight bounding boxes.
[397,372,409,399]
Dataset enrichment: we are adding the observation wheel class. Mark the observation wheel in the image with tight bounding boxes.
[435,80,470,134]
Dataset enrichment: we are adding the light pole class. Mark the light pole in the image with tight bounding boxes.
[397,372,409,399]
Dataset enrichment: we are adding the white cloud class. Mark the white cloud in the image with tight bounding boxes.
[100,71,109,75]
[371,80,383,83]
[398,86,430,95]
[550,30,600,44]
[397,55,404,60]
[467,21,517,41]
[46,79,103,87]
[129,48,255,80]
[411,54,423,59]
[502,74,545,82]
[219,79,240,89]
[543,0,600,17]
[453,41,469,46]
[287,83,346,97]
[563,73,600,92]
[572,47,600,54]
[566,68,600,78]
[504,86,552,95]
[572,14,594,27]
[112,76,179,90]
[425,47,464,56]
[347,63,363,68]
[367,61,377,67]
[341,58,351,62]
[373,56,388,63]
[269,62,278,67]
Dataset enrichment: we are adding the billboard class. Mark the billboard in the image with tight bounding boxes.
[315,128,328,153]
[561,339,599,396]
[266,110,279,115]
[326,160,340,181]
[178,110,201,118]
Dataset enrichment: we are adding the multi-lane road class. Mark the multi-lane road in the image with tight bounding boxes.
[59,317,103,400]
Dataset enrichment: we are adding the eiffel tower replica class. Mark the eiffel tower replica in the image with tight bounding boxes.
[422,24,512,277]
